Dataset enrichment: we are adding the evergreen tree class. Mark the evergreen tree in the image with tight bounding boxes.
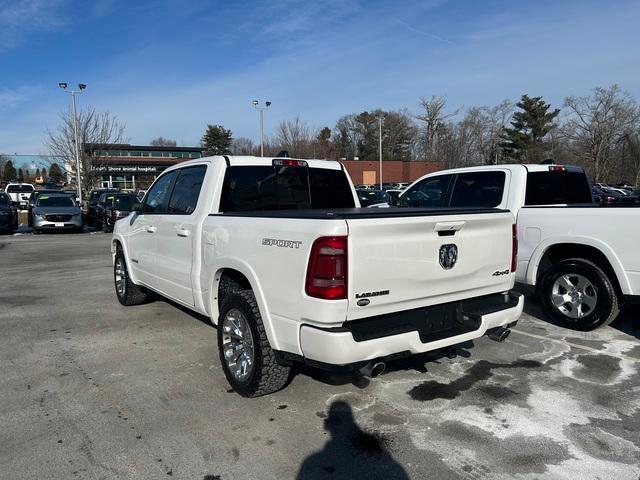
[49,163,64,184]
[201,124,233,156]
[2,160,16,181]
[501,94,560,162]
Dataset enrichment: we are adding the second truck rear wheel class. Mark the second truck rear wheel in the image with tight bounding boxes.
[539,258,619,331]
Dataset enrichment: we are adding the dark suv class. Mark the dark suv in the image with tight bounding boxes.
[94,193,138,232]
[84,188,119,226]
[0,192,19,233]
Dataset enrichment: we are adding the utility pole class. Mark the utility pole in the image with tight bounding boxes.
[378,115,384,190]
[59,82,86,203]
[252,100,271,157]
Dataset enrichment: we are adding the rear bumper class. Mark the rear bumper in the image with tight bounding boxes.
[298,292,524,366]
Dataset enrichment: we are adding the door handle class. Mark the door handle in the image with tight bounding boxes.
[146,226,157,233]
[176,228,191,237]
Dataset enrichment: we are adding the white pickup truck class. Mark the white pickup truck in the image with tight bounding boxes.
[392,163,639,331]
[111,156,523,396]
[4,183,35,210]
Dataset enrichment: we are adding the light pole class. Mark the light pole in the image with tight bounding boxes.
[378,115,384,190]
[59,82,86,203]
[252,100,271,157]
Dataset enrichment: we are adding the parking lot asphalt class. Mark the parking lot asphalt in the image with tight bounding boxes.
[1,232,639,480]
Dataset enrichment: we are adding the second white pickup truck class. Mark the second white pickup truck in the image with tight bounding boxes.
[392,163,639,331]
[111,156,523,396]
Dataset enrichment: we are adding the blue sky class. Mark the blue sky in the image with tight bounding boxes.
[1,0,640,159]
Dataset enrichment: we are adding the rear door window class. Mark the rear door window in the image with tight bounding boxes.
[450,171,506,208]
[399,174,454,207]
[525,171,592,205]
[167,166,207,214]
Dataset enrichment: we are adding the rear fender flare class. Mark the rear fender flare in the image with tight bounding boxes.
[526,235,631,294]
[206,258,280,351]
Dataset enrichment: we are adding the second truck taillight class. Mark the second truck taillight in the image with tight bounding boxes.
[511,224,518,272]
[305,236,348,300]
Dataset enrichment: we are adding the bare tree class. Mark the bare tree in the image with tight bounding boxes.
[232,137,257,155]
[46,107,127,191]
[415,95,460,162]
[149,137,177,147]
[621,130,640,186]
[562,85,640,182]
[273,116,314,158]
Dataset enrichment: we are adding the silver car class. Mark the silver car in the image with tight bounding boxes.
[32,194,83,234]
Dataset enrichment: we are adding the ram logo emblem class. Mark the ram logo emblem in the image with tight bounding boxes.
[439,244,458,270]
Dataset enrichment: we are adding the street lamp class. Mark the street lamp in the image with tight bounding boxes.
[377,114,385,190]
[252,100,271,157]
[58,82,86,203]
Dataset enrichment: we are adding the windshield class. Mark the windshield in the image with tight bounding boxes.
[90,190,117,204]
[6,184,34,193]
[357,189,389,207]
[36,196,75,207]
[113,196,135,210]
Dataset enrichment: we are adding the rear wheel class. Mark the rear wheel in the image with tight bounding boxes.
[103,220,112,233]
[218,290,290,397]
[114,248,148,306]
[540,258,619,331]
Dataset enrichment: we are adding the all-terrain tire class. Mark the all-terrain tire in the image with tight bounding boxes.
[539,257,620,331]
[114,247,149,306]
[218,290,291,397]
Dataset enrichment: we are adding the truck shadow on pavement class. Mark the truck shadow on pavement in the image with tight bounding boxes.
[296,400,409,480]
[298,343,475,390]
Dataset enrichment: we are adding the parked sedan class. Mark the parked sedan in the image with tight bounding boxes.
[32,194,83,234]
[356,189,389,207]
[94,193,137,232]
[0,192,19,233]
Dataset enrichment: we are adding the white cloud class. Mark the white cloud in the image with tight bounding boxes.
[0,86,38,108]
[0,0,68,50]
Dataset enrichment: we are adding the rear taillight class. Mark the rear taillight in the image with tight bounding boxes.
[305,236,348,300]
[511,224,518,272]
[548,165,566,172]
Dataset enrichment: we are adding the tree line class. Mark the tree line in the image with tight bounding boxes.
[200,85,640,184]
[37,84,640,186]
[0,156,65,184]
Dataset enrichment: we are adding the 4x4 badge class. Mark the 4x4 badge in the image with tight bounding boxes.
[439,244,458,270]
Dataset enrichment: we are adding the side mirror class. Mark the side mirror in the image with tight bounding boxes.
[132,203,144,213]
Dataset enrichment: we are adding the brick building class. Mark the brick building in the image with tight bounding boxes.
[341,160,440,185]
[81,144,439,190]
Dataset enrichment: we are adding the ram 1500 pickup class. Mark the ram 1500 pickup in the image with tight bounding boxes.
[393,163,639,330]
[111,156,523,396]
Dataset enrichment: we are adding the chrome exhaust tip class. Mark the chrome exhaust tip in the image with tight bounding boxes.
[360,361,386,378]
[488,327,511,342]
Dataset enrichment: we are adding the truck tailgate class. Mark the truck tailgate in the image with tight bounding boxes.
[346,209,515,320]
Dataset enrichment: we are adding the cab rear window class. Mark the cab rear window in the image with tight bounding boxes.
[525,171,592,205]
[220,166,355,212]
